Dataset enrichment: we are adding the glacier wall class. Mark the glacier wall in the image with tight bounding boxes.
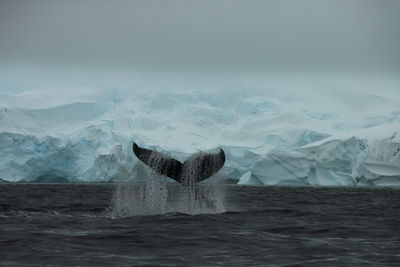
[0,86,399,186]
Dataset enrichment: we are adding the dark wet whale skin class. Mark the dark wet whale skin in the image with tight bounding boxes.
[132,142,225,184]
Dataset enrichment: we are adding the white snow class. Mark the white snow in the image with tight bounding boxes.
[0,75,399,186]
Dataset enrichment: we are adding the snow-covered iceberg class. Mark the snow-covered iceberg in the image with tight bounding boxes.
[0,85,399,186]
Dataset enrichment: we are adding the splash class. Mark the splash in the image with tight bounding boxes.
[106,179,226,217]
[106,152,226,217]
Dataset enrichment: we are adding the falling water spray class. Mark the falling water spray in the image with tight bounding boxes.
[106,151,225,217]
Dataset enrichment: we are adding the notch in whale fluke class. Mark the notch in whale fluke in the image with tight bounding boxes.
[133,143,225,184]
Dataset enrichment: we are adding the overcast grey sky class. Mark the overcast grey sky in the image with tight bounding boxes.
[0,0,399,73]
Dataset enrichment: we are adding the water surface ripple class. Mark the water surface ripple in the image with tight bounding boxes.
[0,184,399,266]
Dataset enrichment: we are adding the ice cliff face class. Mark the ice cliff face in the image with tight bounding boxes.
[0,86,399,186]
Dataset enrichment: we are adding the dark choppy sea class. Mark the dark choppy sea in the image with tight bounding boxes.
[0,183,399,266]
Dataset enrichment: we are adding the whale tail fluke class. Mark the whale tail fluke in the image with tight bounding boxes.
[133,143,183,182]
[132,143,225,184]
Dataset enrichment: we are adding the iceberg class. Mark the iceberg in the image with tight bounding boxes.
[0,85,399,186]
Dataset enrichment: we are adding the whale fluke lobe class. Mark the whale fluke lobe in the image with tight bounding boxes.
[133,143,183,181]
[182,148,225,183]
[132,143,225,184]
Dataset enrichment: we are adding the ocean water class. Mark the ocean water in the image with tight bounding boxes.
[0,183,399,266]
